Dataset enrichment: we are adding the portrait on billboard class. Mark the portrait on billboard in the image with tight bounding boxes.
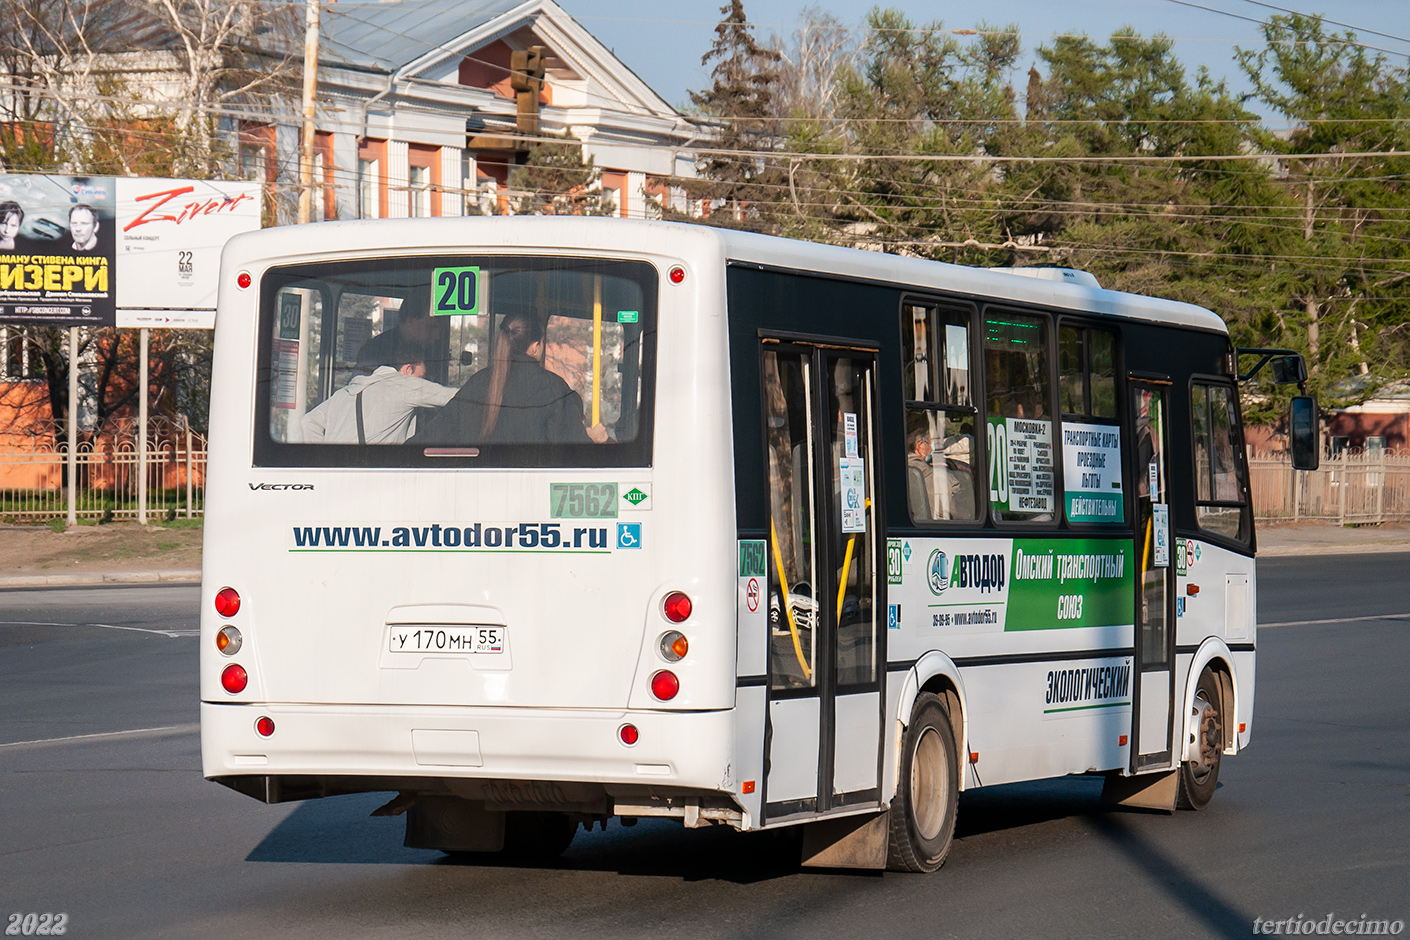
[0,174,117,327]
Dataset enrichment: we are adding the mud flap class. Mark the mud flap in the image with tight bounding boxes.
[1101,770,1177,813]
[800,810,889,869]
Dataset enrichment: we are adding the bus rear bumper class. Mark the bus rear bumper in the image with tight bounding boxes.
[200,701,736,794]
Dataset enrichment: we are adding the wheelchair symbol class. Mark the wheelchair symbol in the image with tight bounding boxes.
[847,489,860,509]
[617,523,642,549]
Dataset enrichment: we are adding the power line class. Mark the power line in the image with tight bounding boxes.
[1233,0,1410,46]
[3,80,1406,180]
[1158,0,1410,59]
[574,12,1404,54]
[10,70,1409,135]
[685,144,1410,164]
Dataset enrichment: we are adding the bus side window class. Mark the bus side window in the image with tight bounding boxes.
[1060,325,1116,420]
[1059,324,1123,526]
[1192,382,1249,542]
[984,309,1056,524]
[902,302,979,523]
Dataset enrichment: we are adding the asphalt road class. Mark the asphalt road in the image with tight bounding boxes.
[1,558,1407,940]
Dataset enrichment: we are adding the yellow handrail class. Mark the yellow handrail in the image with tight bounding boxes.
[769,517,812,681]
[1143,517,1152,574]
[591,274,602,427]
[834,497,869,621]
[835,536,855,622]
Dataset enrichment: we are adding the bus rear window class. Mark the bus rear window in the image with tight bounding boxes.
[255,256,656,468]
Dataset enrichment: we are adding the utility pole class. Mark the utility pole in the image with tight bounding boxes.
[298,0,322,225]
[1302,166,1319,367]
[66,327,77,527]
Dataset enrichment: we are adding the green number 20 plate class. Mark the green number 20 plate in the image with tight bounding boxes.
[432,266,480,316]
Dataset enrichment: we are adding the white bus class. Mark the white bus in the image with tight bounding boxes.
[201,218,1315,871]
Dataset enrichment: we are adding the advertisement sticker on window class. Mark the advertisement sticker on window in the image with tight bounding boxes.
[1062,422,1124,523]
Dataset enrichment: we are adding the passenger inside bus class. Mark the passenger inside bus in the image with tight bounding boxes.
[411,309,610,446]
[392,298,449,376]
[301,331,456,444]
[907,426,936,519]
[906,423,978,522]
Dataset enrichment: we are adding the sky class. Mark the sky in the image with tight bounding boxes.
[560,1,1410,120]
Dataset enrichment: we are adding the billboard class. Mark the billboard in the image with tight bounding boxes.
[0,174,261,329]
[116,178,261,329]
[0,174,117,327]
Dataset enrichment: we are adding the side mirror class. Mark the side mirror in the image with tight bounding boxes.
[1290,396,1319,471]
[1271,356,1307,385]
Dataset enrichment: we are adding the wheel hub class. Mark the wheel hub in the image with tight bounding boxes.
[1188,693,1221,780]
[911,727,947,841]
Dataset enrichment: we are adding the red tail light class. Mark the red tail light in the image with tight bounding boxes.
[215,587,241,618]
[255,717,275,737]
[650,670,679,701]
[619,724,639,746]
[662,591,692,623]
[221,664,248,694]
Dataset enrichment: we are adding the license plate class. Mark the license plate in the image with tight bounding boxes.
[388,625,503,654]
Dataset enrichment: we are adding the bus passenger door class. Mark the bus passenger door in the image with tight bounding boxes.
[1130,383,1175,769]
[760,341,883,819]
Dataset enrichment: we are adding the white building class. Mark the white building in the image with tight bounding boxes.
[237,0,701,222]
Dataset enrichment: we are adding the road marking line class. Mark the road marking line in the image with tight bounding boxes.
[0,723,200,750]
[1260,612,1410,628]
[0,619,196,637]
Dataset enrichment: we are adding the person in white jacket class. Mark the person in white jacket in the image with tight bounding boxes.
[302,331,455,444]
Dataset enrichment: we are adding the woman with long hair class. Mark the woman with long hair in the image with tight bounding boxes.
[0,201,24,251]
[412,309,608,446]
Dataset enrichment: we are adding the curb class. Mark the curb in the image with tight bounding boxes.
[3,535,1410,588]
[0,570,201,589]
[1256,541,1410,558]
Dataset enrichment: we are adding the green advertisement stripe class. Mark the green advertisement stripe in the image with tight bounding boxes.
[927,602,1008,608]
[1043,701,1130,713]
[1007,620,1134,632]
[289,549,611,555]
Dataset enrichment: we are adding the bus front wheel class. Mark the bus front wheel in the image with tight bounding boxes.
[887,692,958,872]
[1176,670,1223,810]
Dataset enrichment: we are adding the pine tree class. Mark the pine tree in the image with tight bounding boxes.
[1236,13,1410,391]
[507,131,615,216]
[684,0,782,228]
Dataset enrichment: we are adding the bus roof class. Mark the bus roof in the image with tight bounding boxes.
[709,224,1228,334]
[223,217,1229,335]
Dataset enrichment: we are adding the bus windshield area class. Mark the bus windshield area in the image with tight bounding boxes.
[258,255,656,466]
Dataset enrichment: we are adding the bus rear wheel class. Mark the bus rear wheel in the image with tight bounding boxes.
[887,692,958,872]
[1176,670,1223,810]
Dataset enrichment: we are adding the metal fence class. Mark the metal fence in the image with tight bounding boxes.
[1250,451,1410,524]
[5,429,1403,526]
[0,417,206,523]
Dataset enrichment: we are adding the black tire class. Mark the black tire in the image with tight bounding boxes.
[502,811,576,863]
[887,692,958,872]
[1176,670,1223,810]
